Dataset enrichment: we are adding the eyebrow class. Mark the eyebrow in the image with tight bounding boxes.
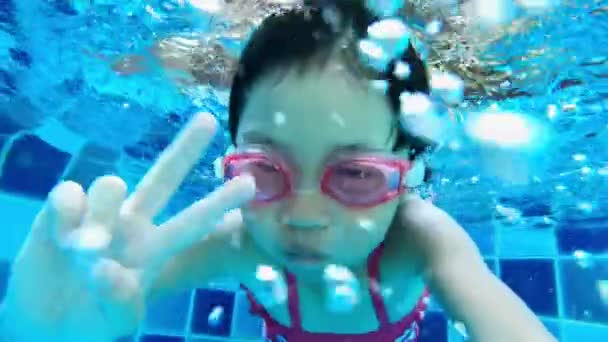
[240,131,385,152]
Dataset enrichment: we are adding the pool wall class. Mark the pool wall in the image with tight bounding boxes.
[0,116,607,341]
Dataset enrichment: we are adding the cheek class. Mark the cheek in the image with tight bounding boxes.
[242,205,283,242]
[332,202,399,245]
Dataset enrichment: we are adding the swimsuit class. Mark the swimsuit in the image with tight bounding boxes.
[241,244,430,341]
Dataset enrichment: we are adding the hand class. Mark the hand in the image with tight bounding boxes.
[7,112,255,341]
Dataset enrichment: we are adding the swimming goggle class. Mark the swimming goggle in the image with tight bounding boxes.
[222,148,411,209]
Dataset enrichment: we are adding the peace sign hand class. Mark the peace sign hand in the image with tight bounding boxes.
[5,112,255,341]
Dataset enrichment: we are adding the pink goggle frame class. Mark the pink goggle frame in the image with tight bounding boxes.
[223,149,411,209]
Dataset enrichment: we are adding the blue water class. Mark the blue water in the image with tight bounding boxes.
[0,1,607,341]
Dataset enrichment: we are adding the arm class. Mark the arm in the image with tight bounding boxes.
[399,196,557,342]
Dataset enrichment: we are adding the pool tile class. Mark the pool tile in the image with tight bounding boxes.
[232,290,264,339]
[557,227,608,254]
[541,319,562,341]
[115,336,134,342]
[561,321,608,342]
[497,226,558,258]
[33,118,87,155]
[62,142,119,189]
[0,114,22,135]
[485,258,497,274]
[462,223,496,257]
[139,335,184,342]
[190,288,235,337]
[447,320,469,342]
[560,258,608,324]
[0,135,7,154]
[499,259,558,316]
[0,260,10,302]
[419,311,447,342]
[0,134,71,199]
[143,291,192,334]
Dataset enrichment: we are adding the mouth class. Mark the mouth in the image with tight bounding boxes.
[284,247,328,264]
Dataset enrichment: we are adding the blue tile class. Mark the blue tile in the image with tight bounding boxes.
[143,291,191,334]
[232,291,264,339]
[447,321,469,342]
[463,223,496,257]
[561,258,608,324]
[557,228,608,254]
[0,69,16,96]
[541,319,562,341]
[62,142,119,190]
[562,321,608,342]
[0,115,22,135]
[485,258,497,274]
[500,259,558,316]
[498,196,552,218]
[190,288,235,337]
[139,335,184,342]
[0,0,16,27]
[0,135,7,153]
[0,260,10,302]
[114,336,134,342]
[497,227,558,258]
[0,134,71,199]
[419,311,447,342]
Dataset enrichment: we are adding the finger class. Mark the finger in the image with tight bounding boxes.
[82,175,128,230]
[123,112,217,218]
[215,208,244,233]
[147,174,255,264]
[64,176,127,252]
[45,181,87,245]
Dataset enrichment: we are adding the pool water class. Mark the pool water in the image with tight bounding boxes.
[0,0,607,341]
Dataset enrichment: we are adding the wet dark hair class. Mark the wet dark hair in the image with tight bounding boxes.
[228,0,431,158]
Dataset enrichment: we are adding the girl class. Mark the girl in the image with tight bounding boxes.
[3,1,557,342]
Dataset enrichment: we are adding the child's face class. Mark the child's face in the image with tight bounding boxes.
[235,64,403,275]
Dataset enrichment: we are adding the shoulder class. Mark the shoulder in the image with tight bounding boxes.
[384,195,473,271]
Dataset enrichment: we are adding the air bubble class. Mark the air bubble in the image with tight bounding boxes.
[357,218,375,231]
[393,61,411,80]
[255,265,288,307]
[399,92,447,145]
[273,111,287,126]
[189,0,225,14]
[323,264,361,313]
[367,18,411,59]
[577,201,593,214]
[358,39,390,72]
[369,79,389,93]
[469,0,516,26]
[208,305,224,327]
[517,0,558,12]
[573,250,594,269]
[365,0,405,17]
[425,20,442,35]
[572,153,587,161]
[430,71,464,105]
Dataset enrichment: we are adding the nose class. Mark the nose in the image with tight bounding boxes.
[281,190,329,230]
